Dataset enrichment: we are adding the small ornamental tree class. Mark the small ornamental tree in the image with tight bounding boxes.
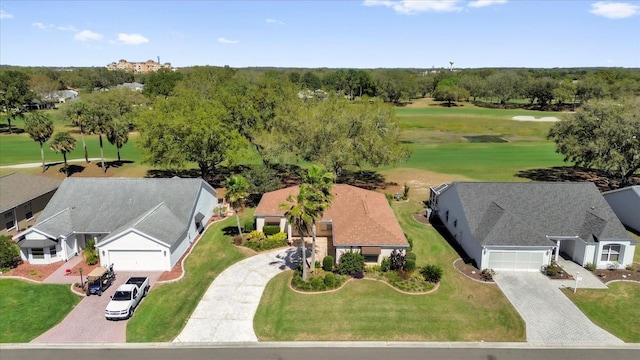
[389,249,406,271]
[83,239,99,265]
[337,251,364,275]
[0,235,20,269]
[420,264,443,283]
[322,255,334,271]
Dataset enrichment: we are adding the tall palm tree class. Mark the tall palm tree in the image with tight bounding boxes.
[106,118,129,162]
[50,131,77,176]
[24,112,54,172]
[304,165,334,269]
[281,184,314,281]
[225,175,250,237]
[86,103,112,172]
[65,101,90,163]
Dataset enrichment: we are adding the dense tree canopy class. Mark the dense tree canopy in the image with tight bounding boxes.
[0,70,35,133]
[548,98,640,185]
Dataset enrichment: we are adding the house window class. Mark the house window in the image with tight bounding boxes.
[364,254,379,263]
[601,244,621,262]
[49,246,57,257]
[453,220,458,228]
[32,248,45,259]
[4,211,14,230]
[445,210,449,222]
[24,203,33,220]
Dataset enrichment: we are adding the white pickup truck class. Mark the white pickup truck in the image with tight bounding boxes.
[104,277,150,320]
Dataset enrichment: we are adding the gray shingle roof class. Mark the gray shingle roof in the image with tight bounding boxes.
[32,178,214,246]
[0,173,62,213]
[446,182,631,247]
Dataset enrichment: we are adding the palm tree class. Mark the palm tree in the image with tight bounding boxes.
[65,101,90,163]
[86,103,112,172]
[224,175,250,236]
[303,165,334,269]
[24,112,54,172]
[106,118,129,162]
[281,184,314,281]
[50,131,77,176]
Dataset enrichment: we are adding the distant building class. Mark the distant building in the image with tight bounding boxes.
[116,82,144,92]
[107,59,171,74]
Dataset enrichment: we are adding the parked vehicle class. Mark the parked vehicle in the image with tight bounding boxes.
[85,265,115,296]
[104,277,150,320]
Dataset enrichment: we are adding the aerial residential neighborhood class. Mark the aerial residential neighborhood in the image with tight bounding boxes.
[0,1,639,359]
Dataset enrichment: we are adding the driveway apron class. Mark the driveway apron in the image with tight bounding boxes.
[31,271,160,343]
[493,272,622,344]
[174,247,297,343]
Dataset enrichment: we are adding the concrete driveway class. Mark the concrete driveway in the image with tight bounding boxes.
[493,272,622,344]
[173,247,298,343]
[32,271,160,343]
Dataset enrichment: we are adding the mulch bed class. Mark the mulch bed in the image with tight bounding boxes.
[67,258,100,278]
[453,258,494,283]
[2,261,63,282]
[412,211,430,225]
[593,266,640,283]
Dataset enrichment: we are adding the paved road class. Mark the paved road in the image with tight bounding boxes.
[174,247,298,342]
[493,272,622,344]
[31,272,160,343]
[2,343,640,360]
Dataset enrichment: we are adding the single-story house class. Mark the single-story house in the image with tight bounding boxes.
[14,177,217,271]
[429,182,636,272]
[255,184,409,264]
[603,185,640,233]
[116,82,144,91]
[1,173,61,236]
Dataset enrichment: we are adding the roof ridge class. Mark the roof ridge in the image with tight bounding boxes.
[131,202,167,227]
[36,207,71,226]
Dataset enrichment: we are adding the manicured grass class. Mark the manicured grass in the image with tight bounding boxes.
[126,211,253,342]
[0,279,80,343]
[254,201,525,341]
[0,133,143,166]
[563,283,640,343]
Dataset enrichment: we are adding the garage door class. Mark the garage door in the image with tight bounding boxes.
[107,250,165,271]
[487,251,544,272]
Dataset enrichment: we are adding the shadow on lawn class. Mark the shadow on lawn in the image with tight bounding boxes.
[515,166,639,192]
[430,215,477,267]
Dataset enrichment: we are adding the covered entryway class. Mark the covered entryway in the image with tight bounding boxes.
[106,250,164,271]
[487,250,545,272]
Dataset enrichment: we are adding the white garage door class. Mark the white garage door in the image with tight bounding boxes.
[487,251,544,272]
[107,250,165,271]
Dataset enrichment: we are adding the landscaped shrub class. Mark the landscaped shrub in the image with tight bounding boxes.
[232,235,244,245]
[365,264,381,273]
[585,262,597,271]
[353,271,364,279]
[84,239,99,265]
[337,251,364,275]
[291,268,344,292]
[0,235,21,270]
[247,230,266,242]
[545,264,558,276]
[266,232,287,242]
[405,259,416,272]
[420,264,443,283]
[244,232,287,251]
[402,183,410,200]
[406,252,417,262]
[626,263,637,271]
[243,220,255,233]
[322,256,334,271]
[389,249,406,271]
[406,235,413,250]
[263,225,281,236]
[380,257,390,272]
[310,276,325,290]
[324,272,336,287]
[480,269,494,281]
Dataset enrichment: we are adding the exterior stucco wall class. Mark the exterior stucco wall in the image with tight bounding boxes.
[595,240,636,269]
[1,190,57,236]
[604,188,640,232]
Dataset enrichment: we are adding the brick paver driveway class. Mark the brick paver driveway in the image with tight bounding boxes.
[493,272,623,344]
[32,272,160,343]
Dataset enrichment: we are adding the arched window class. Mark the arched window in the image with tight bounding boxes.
[601,244,621,262]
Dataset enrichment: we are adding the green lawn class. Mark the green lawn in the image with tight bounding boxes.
[0,279,80,343]
[0,133,143,166]
[126,211,253,342]
[563,283,640,343]
[253,201,525,341]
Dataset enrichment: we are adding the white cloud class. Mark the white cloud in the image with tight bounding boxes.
[590,1,639,18]
[468,0,507,8]
[74,30,103,41]
[266,18,285,25]
[57,25,77,32]
[116,33,149,45]
[32,22,53,30]
[0,9,13,19]
[363,0,463,14]
[218,37,239,44]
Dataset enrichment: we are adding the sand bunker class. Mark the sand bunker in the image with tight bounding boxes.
[512,115,560,122]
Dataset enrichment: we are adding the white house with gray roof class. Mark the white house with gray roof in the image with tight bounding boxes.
[429,182,636,272]
[15,178,217,271]
[603,185,640,233]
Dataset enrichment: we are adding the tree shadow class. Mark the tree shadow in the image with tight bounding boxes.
[0,125,25,134]
[222,226,239,237]
[105,160,134,169]
[337,169,390,190]
[515,166,639,192]
[145,168,201,180]
[62,164,85,176]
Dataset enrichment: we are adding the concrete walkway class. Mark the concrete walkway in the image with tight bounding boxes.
[173,247,298,343]
[494,272,622,344]
[554,258,607,289]
[43,256,84,284]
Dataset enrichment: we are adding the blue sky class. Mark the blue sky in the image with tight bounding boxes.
[1,1,639,68]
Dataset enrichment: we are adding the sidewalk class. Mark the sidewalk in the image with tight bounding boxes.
[43,256,84,284]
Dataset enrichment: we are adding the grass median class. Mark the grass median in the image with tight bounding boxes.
[0,279,81,343]
[126,211,253,342]
[254,201,525,341]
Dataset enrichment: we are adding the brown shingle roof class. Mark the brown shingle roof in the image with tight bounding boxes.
[255,184,408,247]
[0,173,62,213]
